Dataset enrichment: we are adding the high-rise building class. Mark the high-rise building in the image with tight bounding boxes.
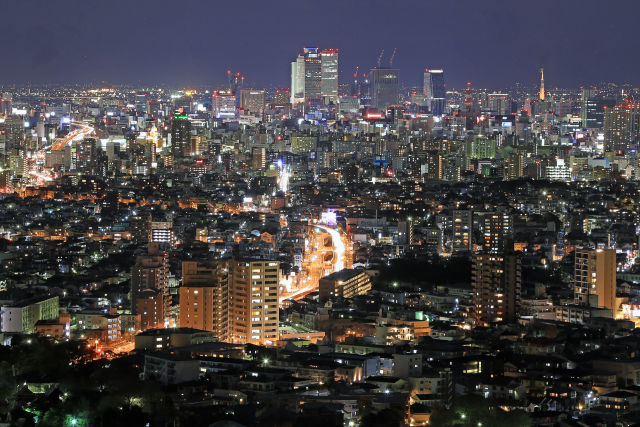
[229,259,280,345]
[573,248,616,310]
[539,68,545,100]
[472,250,521,326]
[320,49,339,103]
[212,91,237,118]
[424,69,446,115]
[480,212,513,254]
[488,93,509,115]
[580,86,615,129]
[291,47,339,105]
[131,243,171,328]
[603,104,640,152]
[370,67,399,111]
[179,260,229,340]
[424,151,443,180]
[252,147,266,170]
[239,89,266,117]
[170,116,191,158]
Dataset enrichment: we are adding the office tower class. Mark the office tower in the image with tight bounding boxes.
[131,243,170,327]
[539,68,545,100]
[179,261,229,340]
[291,55,306,104]
[573,248,616,310]
[488,93,509,115]
[170,116,191,158]
[273,88,290,105]
[481,212,513,254]
[452,209,472,253]
[212,91,237,118]
[303,47,322,101]
[424,69,446,115]
[472,249,521,326]
[320,49,339,103]
[369,67,399,110]
[229,259,279,345]
[291,47,340,105]
[603,104,640,152]
[580,86,611,129]
[239,89,266,116]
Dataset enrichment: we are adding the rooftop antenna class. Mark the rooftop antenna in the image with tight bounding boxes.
[389,48,397,67]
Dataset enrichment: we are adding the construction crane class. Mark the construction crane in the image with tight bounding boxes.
[389,48,397,67]
[377,49,384,68]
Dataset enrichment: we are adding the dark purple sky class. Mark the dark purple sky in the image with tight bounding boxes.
[1,0,638,89]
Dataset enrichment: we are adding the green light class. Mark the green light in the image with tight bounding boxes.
[71,418,77,426]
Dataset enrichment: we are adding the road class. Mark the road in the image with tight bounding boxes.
[279,222,350,304]
[29,121,95,185]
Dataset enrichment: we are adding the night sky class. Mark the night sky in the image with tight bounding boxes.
[1,0,638,89]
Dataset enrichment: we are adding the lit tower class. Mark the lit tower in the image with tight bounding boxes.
[539,68,545,100]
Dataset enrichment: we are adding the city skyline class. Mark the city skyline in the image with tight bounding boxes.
[1,0,639,88]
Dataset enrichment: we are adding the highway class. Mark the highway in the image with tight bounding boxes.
[279,222,349,304]
[30,121,95,185]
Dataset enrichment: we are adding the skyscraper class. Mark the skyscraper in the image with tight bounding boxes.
[291,47,339,105]
[472,249,521,326]
[573,248,616,310]
[580,87,615,129]
[170,116,191,158]
[369,67,399,111]
[320,49,339,103]
[424,69,446,115]
[603,104,640,152]
[539,68,545,100]
[239,89,266,117]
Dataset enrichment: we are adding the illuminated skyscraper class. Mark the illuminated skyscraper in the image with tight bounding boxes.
[603,104,640,152]
[303,48,322,101]
[539,68,545,100]
[369,67,399,110]
[290,47,339,105]
[424,69,446,115]
[320,49,339,103]
[239,89,266,117]
[170,116,191,158]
